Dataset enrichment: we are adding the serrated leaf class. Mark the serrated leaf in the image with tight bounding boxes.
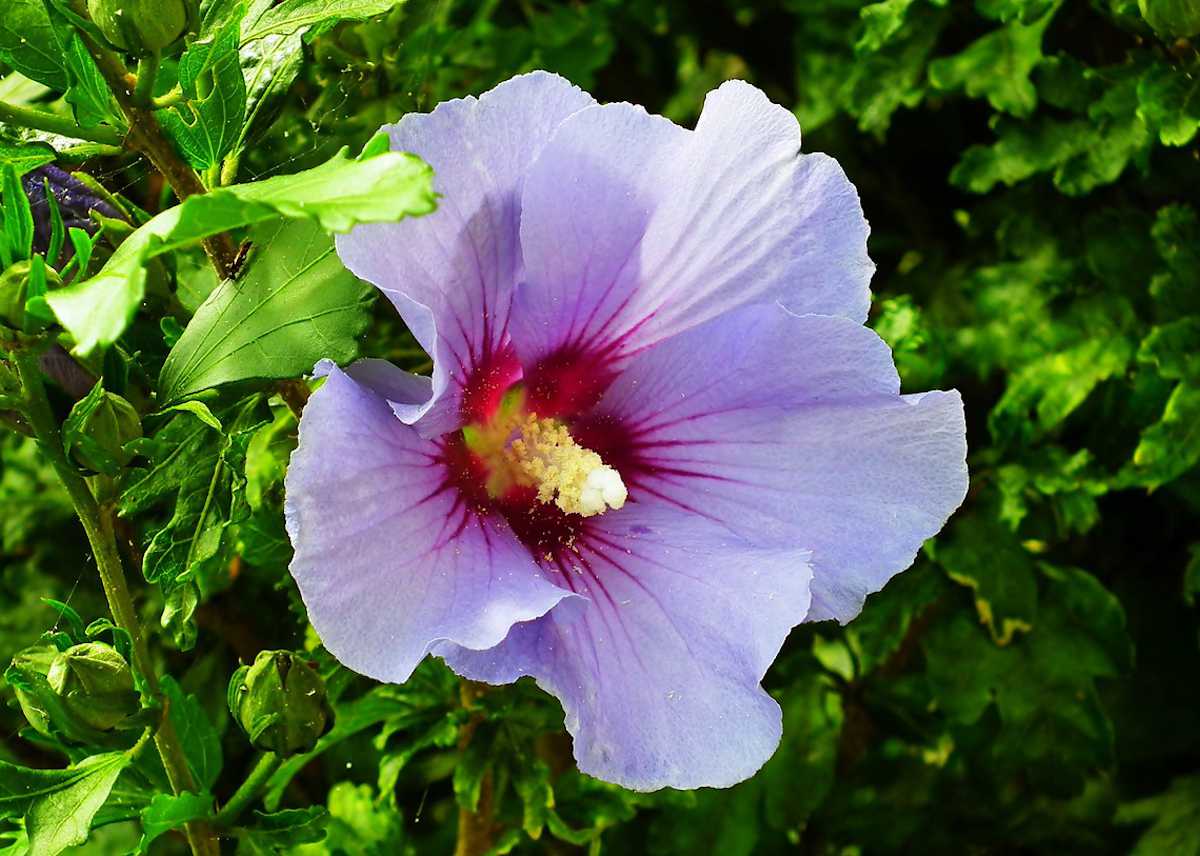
[1137,60,1200,146]
[137,396,268,605]
[1123,381,1200,488]
[241,0,406,43]
[159,20,247,169]
[0,0,69,90]
[159,219,372,404]
[934,511,1037,644]
[924,564,1131,793]
[62,34,122,130]
[928,11,1053,117]
[45,140,435,355]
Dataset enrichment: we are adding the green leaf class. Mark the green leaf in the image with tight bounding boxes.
[1137,59,1200,146]
[1139,318,1200,382]
[298,784,402,855]
[159,219,373,404]
[928,11,1053,117]
[132,396,269,636]
[0,753,131,856]
[159,19,247,169]
[235,806,328,853]
[137,792,214,854]
[1123,381,1200,488]
[2,163,35,261]
[856,0,918,52]
[154,400,225,431]
[924,564,1131,793]
[45,139,435,355]
[0,143,55,176]
[62,34,123,130]
[951,116,1091,193]
[0,0,69,90]
[241,0,406,43]
[989,336,1134,445]
[161,676,223,790]
[933,510,1038,644]
[1118,774,1200,856]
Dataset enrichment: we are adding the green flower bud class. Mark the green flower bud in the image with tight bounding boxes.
[1139,0,1200,37]
[46,642,139,732]
[228,651,333,756]
[87,0,188,52]
[0,261,62,329]
[66,389,142,474]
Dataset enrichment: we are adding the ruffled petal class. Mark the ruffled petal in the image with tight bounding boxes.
[284,361,577,683]
[511,79,873,404]
[335,72,595,436]
[584,304,968,624]
[437,505,812,791]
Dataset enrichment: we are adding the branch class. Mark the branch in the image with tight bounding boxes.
[12,348,221,856]
[75,31,240,279]
[0,100,125,146]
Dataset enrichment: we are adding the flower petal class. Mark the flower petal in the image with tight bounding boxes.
[335,72,595,436]
[512,80,873,391]
[284,361,577,683]
[437,505,812,790]
[585,304,968,624]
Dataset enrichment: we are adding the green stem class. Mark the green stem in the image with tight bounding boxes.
[133,52,161,107]
[0,100,125,147]
[214,752,281,827]
[12,349,220,856]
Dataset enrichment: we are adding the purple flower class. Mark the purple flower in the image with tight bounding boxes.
[284,72,968,790]
[22,165,119,260]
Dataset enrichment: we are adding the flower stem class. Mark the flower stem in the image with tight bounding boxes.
[12,348,220,856]
[72,18,240,280]
[0,100,125,147]
[214,752,281,827]
[133,52,161,107]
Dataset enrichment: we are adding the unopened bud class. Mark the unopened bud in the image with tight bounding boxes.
[228,651,332,756]
[46,642,139,732]
[67,389,142,474]
[87,0,188,52]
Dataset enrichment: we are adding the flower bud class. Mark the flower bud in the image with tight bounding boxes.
[1138,0,1200,37]
[46,642,140,732]
[87,0,188,52]
[228,651,332,756]
[67,389,142,474]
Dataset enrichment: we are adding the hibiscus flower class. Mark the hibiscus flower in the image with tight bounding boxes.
[284,72,968,790]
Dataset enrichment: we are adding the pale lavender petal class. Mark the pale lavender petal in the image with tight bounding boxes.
[585,304,968,624]
[335,72,595,436]
[511,80,873,385]
[284,361,577,683]
[437,505,812,791]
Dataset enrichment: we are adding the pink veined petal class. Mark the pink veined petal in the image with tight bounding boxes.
[436,504,813,791]
[584,303,968,624]
[335,71,595,437]
[511,79,874,407]
[284,361,578,683]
